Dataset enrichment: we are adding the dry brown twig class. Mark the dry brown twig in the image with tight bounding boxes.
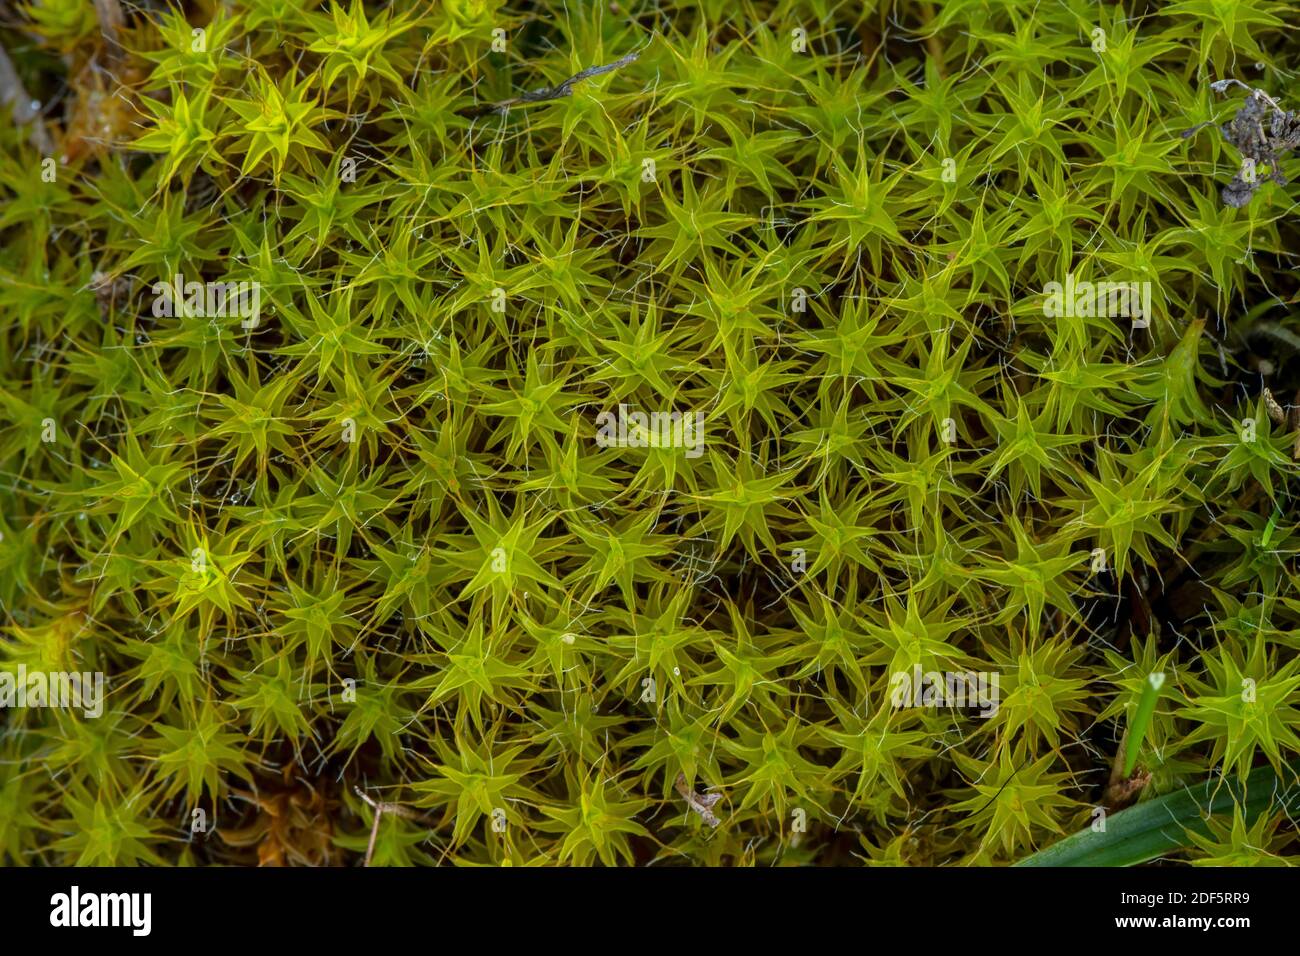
[92,0,125,69]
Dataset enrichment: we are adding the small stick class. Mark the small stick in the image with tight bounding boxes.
[92,0,126,69]
[465,51,639,117]
[0,40,53,155]
[354,786,430,867]
[1210,77,1285,113]
[918,1,946,77]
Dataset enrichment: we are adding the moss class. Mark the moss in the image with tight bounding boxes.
[1,0,1298,866]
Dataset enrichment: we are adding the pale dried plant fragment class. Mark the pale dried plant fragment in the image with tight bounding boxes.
[674,772,722,828]
[354,786,431,867]
[1262,387,1287,426]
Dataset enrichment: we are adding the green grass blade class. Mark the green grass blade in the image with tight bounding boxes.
[1122,671,1165,778]
[1016,760,1300,867]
